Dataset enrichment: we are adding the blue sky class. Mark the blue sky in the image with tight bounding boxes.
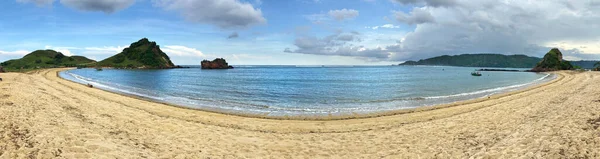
[2,0,600,65]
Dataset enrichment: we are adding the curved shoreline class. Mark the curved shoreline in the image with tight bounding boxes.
[57,68,560,121]
[2,68,599,158]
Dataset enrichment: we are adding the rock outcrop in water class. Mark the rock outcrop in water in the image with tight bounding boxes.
[201,58,234,69]
[531,48,573,72]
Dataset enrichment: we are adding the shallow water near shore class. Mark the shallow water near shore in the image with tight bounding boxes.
[59,65,553,117]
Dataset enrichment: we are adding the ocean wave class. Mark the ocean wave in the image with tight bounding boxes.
[59,69,555,117]
[424,73,552,99]
[66,71,165,101]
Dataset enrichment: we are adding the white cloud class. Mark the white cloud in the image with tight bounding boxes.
[60,0,136,13]
[17,0,136,13]
[83,46,126,55]
[16,0,54,6]
[162,45,205,57]
[153,0,266,29]
[287,0,600,61]
[328,9,359,21]
[393,7,435,25]
[227,32,239,39]
[392,0,457,7]
[285,31,393,59]
[0,50,30,56]
[366,24,400,30]
[41,46,126,58]
[385,0,600,60]
[44,46,74,56]
[0,50,30,63]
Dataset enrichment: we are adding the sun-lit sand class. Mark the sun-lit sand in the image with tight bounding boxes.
[0,68,599,158]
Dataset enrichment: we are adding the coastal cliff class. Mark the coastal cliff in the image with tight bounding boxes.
[97,38,175,69]
[201,58,233,69]
[531,48,573,72]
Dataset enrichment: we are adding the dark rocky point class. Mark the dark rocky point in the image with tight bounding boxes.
[201,58,234,69]
[0,66,5,73]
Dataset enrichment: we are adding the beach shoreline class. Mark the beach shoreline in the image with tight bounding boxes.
[0,68,599,158]
[57,68,558,120]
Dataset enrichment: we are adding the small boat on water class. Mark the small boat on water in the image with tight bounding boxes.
[96,67,103,71]
[471,71,482,76]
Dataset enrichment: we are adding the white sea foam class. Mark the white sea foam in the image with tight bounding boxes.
[424,73,552,99]
[60,69,555,117]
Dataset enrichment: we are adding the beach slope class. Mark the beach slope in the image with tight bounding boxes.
[0,69,599,158]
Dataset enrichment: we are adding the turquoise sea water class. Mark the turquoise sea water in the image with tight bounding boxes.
[59,66,553,117]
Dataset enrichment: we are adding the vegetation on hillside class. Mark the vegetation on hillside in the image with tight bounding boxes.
[569,61,600,69]
[96,38,175,69]
[531,48,573,72]
[400,54,541,68]
[0,50,95,72]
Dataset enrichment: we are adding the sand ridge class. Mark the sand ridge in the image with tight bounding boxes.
[0,69,599,158]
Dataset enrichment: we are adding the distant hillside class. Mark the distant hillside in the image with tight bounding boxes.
[97,38,175,69]
[569,61,599,69]
[400,54,541,68]
[0,50,95,71]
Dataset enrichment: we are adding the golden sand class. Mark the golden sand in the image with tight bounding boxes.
[0,68,599,158]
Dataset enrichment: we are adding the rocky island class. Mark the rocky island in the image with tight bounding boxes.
[201,58,234,69]
[530,48,573,72]
[97,38,176,69]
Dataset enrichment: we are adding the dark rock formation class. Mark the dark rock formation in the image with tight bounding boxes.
[201,58,234,69]
[531,48,573,72]
[0,66,4,73]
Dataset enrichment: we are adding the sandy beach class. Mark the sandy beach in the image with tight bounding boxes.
[0,68,599,158]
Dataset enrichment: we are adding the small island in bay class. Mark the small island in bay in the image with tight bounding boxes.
[201,58,234,69]
[530,48,573,72]
[96,38,176,69]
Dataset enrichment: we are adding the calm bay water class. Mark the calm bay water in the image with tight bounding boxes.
[59,66,553,117]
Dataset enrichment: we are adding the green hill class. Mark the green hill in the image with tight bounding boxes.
[569,61,600,69]
[531,48,573,72]
[0,50,95,72]
[96,38,175,69]
[400,54,541,68]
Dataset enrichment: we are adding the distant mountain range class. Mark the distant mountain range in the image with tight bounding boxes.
[400,54,598,69]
